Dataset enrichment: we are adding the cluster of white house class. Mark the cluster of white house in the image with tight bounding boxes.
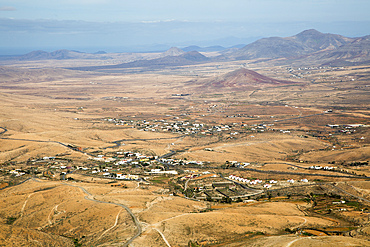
[91,169,140,180]
[228,161,251,168]
[104,117,259,137]
[228,175,265,185]
[113,151,205,167]
[9,169,25,177]
[104,118,208,134]
[287,178,309,183]
[228,175,309,188]
[147,169,178,175]
[158,158,203,166]
[104,115,307,138]
[115,173,139,180]
[309,165,335,170]
[180,171,216,181]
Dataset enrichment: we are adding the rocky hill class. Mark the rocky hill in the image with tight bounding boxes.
[73,51,209,71]
[182,45,226,52]
[318,36,370,66]
[194,68,297,92]
[19,49,91,60]
[11,29,369,69]
[272,35,370,67]
[223,29,354,60]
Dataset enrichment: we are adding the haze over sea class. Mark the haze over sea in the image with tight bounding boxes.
[1,0,369,54]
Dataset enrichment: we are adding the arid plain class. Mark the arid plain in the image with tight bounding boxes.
[1,40,370,246]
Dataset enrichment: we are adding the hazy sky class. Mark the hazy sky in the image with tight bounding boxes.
[1,0,370,54]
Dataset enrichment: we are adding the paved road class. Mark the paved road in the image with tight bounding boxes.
[0,127,7,135]
[330,184,370,204]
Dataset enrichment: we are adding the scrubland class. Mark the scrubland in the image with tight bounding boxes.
[0,58,369,246]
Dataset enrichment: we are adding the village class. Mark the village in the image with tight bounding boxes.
[2,109,368,204]
[103,117,245,136]
[3,143,367,204]
[103,114,369,139]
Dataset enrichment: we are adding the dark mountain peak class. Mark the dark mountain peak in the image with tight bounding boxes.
[20,50,50,60]
[295,29,323,38]
[182,45,202,52]
[28,50,48,55]
[180,51,209,61]
[49,49,81,59]
[51,49,69,55]
[94,51,107,54]
[73,49,210,71]
[182,45,226,52]
[293,29,349,50]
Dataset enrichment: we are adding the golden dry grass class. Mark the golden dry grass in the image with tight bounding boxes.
[222,235,370,247]
[0,59,369,246]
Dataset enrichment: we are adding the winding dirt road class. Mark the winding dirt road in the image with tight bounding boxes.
[61,182,142,247]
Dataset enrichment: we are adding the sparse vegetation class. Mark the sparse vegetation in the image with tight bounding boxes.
[6,217,17,225]
[0,36,369,246]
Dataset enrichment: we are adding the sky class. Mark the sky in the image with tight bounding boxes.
[1,0,370,54]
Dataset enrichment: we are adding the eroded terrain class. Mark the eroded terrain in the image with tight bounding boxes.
[1,54,369,246]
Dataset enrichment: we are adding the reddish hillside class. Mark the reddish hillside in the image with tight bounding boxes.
[207,68,295,88]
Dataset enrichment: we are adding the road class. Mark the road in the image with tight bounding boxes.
[264,162,367,178]
[62,182,142,247]
[0,110,330,163]
[234,166,369,179]
[0,127,7,135]
[57,181,142,246]
[330,184,370,203]
[24,178,142,246]
[184,178,191,191]
[0,135,94,157]
[0,125,178,163]
[104,136,183,149]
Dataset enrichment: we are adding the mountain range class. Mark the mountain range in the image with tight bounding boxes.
[222,29,352,60]
[3,29,370,68]
[72,50,209,71]
[220,29,370,66]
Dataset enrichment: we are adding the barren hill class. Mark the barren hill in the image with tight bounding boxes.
[204,68,297,89]
[319,36,370,66]
[223,29,354,60]
[71,51,210,71]
[182,45,226,52]
[278,35,370,67]
[19,49,89,60]
[292,29,351,51]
